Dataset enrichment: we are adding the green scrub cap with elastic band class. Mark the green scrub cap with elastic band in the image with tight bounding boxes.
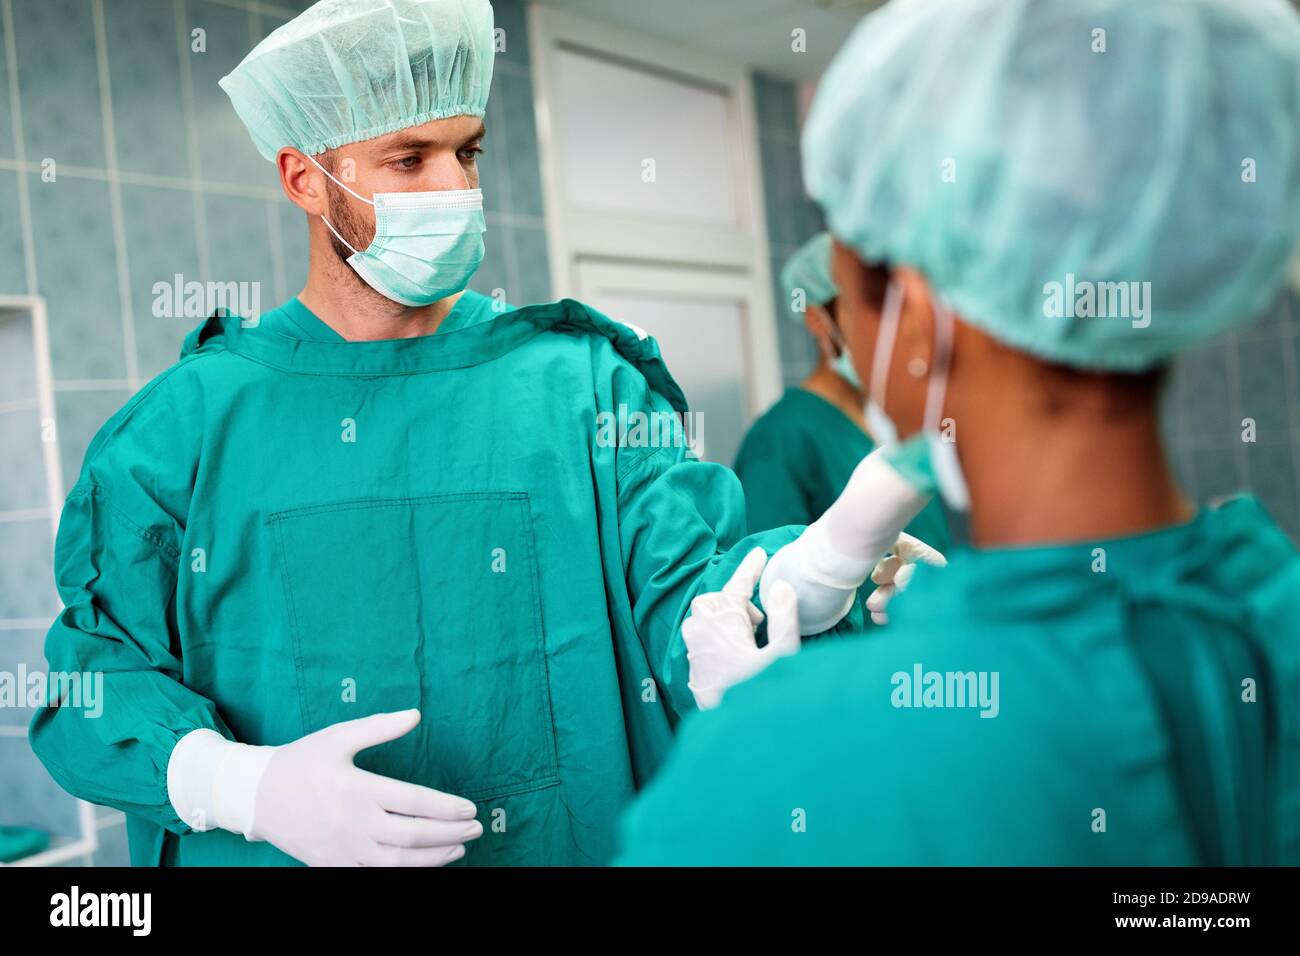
[219,0,496,161]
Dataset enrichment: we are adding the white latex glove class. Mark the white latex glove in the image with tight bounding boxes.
[167,710,483,867]
[684,547,801,710]
[760,446,934,634]
[865,532,948,625]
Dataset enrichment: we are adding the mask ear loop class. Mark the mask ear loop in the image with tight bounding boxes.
[869,281,904,417]
[808,304,842,361]
[304,152,374,257]
[922,298,954,433]
[923,298,971,510]
[304,152,376,206]
[318,213,360,256]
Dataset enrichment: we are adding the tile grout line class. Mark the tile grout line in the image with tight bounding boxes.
[0,507,48,522]
[1222,328,1251,490]
[8,155,265,194]
[0,618,55,629]
[52,378,134,391]
[1,0,38,296]
[0,158,547,228]
[91,0,140,390]
[266,192,288,306]
[0,396,38,413]
[204,0,302,20]
[176,0,212,281]
[250,4,289,307]
[0,157,282,199]
[493,78,520,302]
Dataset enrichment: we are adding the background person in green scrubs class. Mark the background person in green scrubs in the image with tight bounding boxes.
[735,233,951,555]
[619,0,1300,866]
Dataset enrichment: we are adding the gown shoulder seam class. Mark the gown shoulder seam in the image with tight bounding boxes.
[67,484,182,562]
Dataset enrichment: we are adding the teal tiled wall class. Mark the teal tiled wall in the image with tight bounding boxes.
[0,0,549,866]
[1162,292,1300,541]
[475,0,551,308]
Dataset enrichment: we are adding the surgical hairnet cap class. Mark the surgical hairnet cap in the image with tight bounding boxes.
[781,232,838,317]
[804,0,1300,371]
[219,0,495,161]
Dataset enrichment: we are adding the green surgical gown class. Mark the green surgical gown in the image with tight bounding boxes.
[29,291,833,867]
[618,497,1300,865]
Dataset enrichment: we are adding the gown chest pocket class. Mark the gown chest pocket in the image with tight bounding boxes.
[269,492,558,801]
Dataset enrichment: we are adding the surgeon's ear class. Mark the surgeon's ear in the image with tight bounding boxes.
[879,266,938,437]
[278,147,328,216]
[829,239,894,389]
[803,305,836,361]
[828,241,875,365]
[894,267,937,369]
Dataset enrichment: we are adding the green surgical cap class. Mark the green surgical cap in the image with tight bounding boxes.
[804,0,1300,371]
[219,0,495,161]
[781,232,838,318]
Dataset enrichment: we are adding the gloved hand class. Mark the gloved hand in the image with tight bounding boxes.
[865,532,948,625]
[685,547,801,710]
[167,709,483,867]
[759,445,937,634]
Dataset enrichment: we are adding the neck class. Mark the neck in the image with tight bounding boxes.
[959,391,1194,548]
[297,235,461,341]
[802,362,866,430]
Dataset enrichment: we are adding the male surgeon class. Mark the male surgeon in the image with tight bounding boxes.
[29,0,913,867]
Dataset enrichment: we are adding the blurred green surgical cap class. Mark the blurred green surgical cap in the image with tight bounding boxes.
[219,0,495,161]
[803,0,1300,371]
[781,232,838,318]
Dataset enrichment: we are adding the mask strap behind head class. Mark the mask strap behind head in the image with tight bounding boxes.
[868,280,904,415]
[922,299,955,434]
[923,298,970,510]
[318,212,360,257]
[305,152,369,257]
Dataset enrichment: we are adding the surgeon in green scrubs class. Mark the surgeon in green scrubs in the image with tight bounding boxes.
[735,232,950,553]
[619,0,1300,866]
[28,0,880,868]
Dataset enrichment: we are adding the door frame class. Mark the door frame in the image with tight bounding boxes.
[526,2,782,414]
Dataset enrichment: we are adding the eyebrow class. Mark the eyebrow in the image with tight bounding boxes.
[372,122,487,154]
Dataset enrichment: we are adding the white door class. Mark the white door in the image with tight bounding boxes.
[576,262,759,465]
[529,5,782,458]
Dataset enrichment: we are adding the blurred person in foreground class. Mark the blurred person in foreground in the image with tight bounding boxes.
[620,0,1300,865]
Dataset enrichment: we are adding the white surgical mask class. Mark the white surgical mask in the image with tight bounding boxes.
[308,153,486,307]
[864,282,904,448]
[923,299,970,511]
[863,279,970,511]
